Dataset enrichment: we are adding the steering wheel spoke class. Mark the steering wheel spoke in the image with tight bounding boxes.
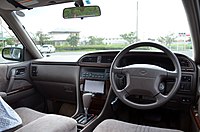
[167,70,178,78]
[116,88,129,98]
[113,66,127,74]
[155,93,167,102]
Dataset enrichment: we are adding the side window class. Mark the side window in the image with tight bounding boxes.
[0,17,24,63]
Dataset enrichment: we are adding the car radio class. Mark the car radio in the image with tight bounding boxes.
[80,67,109,80]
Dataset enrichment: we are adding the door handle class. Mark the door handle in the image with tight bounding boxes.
[15,68,25,76]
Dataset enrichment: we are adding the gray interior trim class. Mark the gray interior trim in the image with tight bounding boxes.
[197,65,200,95]
[31,64,80,112]
[32,62,78,66]
[182,0,200,63]
[31,65,79,83]
[4,88,35,104]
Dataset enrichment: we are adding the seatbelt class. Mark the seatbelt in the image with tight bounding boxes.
[7,0,32,10]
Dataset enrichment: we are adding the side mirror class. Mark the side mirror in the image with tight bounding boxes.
[63,6,101,19]
[2,47,23,61]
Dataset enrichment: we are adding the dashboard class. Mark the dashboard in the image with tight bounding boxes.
[30,50,197,129]
[78,51,197,110]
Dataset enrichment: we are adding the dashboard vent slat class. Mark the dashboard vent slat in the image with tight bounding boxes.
[101,56,115,63]
[179,58,190,67]
[82,56,97,63]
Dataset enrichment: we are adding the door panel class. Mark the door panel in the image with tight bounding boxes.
[0,64,9,92]
[0,61,44,110]
[6,61,32,93]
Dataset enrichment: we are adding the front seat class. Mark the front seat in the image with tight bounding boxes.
[10,107,77,132]
[93,119,183,132]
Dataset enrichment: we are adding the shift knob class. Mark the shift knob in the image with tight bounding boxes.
[82,93,93,116]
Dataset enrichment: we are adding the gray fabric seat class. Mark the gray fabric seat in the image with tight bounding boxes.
[15,107,46,126]
[93,119,183,132]
[12,107,77,132]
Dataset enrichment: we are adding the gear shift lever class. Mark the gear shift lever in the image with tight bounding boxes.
[82,93,93,118]
[74,93,95,125]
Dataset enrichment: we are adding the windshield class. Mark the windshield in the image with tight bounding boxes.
[17,0,192,59]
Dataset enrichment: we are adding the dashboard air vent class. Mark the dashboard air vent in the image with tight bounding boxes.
[82,56,97,63]
[179,58,190,67]
[101,56,115,63]
[178,57,194,72]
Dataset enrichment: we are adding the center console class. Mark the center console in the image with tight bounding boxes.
[74,67,110,130]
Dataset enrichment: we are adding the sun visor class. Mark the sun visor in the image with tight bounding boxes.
[7,0,33,10]
[0,0,75,11]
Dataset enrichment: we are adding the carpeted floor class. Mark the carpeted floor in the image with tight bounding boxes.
[59,103,76,117]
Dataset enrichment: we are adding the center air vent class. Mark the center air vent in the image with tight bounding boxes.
[82,56,97,63]
[101,56,115,63]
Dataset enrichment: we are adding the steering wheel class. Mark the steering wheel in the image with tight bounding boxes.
[110,42,181,109]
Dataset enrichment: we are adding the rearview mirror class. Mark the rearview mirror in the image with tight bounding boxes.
[2,47,23,61]
[63,6,101,19]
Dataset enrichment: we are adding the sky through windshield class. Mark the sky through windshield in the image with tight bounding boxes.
[18,0,190,40]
